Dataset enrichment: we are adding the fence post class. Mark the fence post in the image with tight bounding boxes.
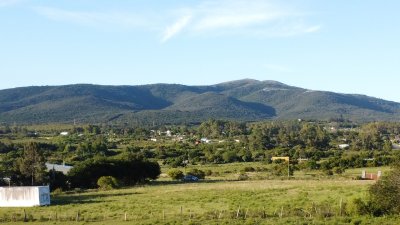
[23,209,27,222]
[180,206,183,219]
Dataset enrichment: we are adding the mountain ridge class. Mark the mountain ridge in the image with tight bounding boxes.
[0,79,399,124]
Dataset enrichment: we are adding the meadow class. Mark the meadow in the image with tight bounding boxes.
[1,165,399,225]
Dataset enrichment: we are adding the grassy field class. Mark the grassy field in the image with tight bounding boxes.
[159,162,391,181]
[1,177,399,224]
[0,161,396,224]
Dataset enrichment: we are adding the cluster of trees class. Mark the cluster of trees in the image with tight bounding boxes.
[68,157,160,189]
[2,120,400,189]
[0,142,46,186]
[0,142,160,190]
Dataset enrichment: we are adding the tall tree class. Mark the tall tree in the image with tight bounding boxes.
[18,142,46,185]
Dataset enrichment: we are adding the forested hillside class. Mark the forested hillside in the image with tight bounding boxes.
[1,79,400,124]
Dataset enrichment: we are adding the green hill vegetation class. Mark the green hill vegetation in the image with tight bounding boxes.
[0,79,400,124]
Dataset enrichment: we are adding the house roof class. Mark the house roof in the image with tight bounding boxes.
[46,163,73,174]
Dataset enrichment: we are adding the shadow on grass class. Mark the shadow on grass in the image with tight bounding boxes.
[150,179,229,186]
[52,192,135,205]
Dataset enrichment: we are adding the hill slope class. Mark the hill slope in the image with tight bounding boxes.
[0,80,399,124]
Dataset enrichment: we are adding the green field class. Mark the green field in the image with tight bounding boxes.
[1,177,399,225]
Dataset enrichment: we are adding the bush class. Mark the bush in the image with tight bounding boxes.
[324,169,334,176]
[167,169,184,180]
[271,162,294,176]
[204,169,213,176]
[242,166,255,172]
[368,168,400,215]
[51,188,63,196]
[97,176,119,190]
[352,165,400,216]
[238,172,249,181]
[186,168,205,179]
[48,170,68,191]
[333,167,345,174]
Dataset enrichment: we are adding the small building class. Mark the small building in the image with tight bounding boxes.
[361,170,382,180]
[46,163,73,174]
[0,186,50,207]
[60,131,69,136]
[338,144,350,149]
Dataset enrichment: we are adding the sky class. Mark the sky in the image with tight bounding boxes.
[0,0,399,102]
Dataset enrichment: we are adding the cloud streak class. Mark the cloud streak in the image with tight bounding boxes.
[161,15,192,42]
[32,0,321,42]
[161,0,321,41]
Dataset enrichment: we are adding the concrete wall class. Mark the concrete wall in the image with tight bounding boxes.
[0,186,50,207]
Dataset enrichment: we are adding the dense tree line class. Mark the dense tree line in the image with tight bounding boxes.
[2,120,400,189]
[0,141,160,190]
[68,157,160,189]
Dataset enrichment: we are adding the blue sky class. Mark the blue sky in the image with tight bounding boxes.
[1,0,399,102]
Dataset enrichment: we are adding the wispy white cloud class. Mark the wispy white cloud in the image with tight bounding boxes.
[33,0,320,42]
[161,0,321,41]
[34,6,148,29]
[161,14,192,42]
[263,64,293,73]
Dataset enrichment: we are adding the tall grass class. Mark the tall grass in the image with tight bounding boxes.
[3,179,399,224]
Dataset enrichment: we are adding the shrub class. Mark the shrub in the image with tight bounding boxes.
[186,168,206,179]
[352,165,400,216]
[324,169,334,176]
[167,169,184,180]
[368,168,400,215]
[97,176,119,190]
[204,169,213,176]
[51,188,63,196]
[333,167,344,174]
[271,162,294,176]
[238,172,249,181]
[242,166,255,172]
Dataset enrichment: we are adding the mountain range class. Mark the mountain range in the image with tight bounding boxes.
[0,79,399,125]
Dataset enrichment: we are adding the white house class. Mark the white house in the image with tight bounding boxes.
[338,144,350,149]
[0,186,50,207]
[60,132,69,136]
